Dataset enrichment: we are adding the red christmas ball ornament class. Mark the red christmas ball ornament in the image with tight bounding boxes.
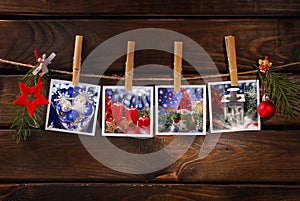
[258,100,276,119]
[173,119,180,123]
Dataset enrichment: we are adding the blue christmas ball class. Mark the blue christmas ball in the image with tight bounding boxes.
[83,104,94,116]
[66,110,80,122]
[68,124,77,129]
[67,87,73,98]
[60,88,67,95]
[57,103,62,112]
[59,113,69,124]
[73,86,80,96]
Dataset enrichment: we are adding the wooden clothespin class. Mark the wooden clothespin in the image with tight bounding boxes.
[174,41,183,92]
[72,35,83,86]
[225,36,238,86]
[125,41,135,91]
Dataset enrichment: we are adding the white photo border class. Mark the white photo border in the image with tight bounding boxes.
[155,85,207,136]
[102,86,154,138]
[208,80,261,133]
[45,79,101,136]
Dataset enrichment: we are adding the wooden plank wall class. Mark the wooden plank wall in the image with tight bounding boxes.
[0,1,300,200]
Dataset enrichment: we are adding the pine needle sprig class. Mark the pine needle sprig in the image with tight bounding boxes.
[10,106,35,143]
[10,66,48,143]
[266,69,300,119]
[256,65,300,119]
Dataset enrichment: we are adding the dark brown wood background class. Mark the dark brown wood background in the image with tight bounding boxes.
[0,1,300,200]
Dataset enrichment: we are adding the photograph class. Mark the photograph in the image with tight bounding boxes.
[102,86,153,137]
[208,80,261,133]
[45,79,100,136]
[155,85,206,135]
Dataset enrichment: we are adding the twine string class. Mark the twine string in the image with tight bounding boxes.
[1,58,299,81]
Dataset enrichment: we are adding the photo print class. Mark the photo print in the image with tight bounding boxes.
[208,80,261,133]
[46,79,100,136]
[103,86,153,137]
[156,85,206,135]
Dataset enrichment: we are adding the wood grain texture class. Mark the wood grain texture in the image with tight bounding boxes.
[0,0,300,16]
[0,19,300,76]
[0,129,300,182]
[1,183,300,201]
[1,1,300,199]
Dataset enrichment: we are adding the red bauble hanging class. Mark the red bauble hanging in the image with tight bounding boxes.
[257,56,275,119]
[258,99,276,119]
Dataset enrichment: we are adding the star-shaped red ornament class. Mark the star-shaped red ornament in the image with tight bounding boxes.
[13,77,49,116]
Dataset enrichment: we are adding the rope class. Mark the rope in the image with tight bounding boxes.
[1,58,299,81]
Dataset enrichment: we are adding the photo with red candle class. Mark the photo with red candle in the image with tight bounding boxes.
[102,86,153,137]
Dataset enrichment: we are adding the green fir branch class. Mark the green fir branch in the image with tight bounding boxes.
[256,65,300,119]
[10,66,48,143]
[266,69,300,118]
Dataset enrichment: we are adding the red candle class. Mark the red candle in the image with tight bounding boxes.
[137,118,143,127]
[137,116,150,127]
[126,107,138,124]
[111,102,124,122]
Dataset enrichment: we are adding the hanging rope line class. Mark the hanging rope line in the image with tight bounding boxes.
[1,58,299,81]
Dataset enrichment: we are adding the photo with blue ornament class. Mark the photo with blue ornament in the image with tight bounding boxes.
[45,79,101,136]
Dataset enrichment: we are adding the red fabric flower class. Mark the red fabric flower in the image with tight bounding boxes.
[13,77,49,116]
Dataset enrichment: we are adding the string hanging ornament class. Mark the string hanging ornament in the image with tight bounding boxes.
[257,56,276,119]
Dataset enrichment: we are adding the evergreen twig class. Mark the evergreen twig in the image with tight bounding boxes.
[266,69,300,118]
[10,66,48,143]
[256,65,300,119]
